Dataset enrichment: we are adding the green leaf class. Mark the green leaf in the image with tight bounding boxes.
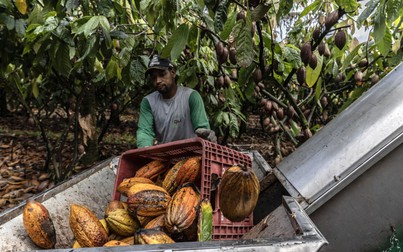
[385,0,402,23]
[305,51,323,87]
[15,19,25,36]
[299,0,320,19]
[76,35,96,63]
[340,44,362,72]
[0,0,13,10]
[0,14,15,30]
[197,200,212,242]
[99,16,111,48]
[220,10,236,40]
[106,58,119,81]
[161,23,189,61]
[234,20,255,68]
[53,43,72,76]
[251,4,271,22]
[357,0,378,28]
[315,78,322,104]
[336,0,359,13]
[73,16,100,37]
[284,44,301,69]
[214,0,229,32]
[374,14,391,56]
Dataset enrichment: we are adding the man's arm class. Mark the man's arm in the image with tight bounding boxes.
[136,98,155,148]
[189,91,210,130]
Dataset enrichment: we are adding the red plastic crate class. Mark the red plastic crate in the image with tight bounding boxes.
[113,137,253,240]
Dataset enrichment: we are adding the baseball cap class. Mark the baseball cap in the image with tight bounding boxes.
[145,55,175,76]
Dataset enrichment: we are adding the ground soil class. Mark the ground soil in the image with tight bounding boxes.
[0,112,288,213]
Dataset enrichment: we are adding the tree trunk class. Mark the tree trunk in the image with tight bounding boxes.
[79,85,99,165]
[0,88,9,117]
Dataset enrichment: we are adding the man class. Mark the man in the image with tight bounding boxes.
[136,55,217,148]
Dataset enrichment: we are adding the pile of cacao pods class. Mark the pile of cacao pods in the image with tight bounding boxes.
[22,155,259,248]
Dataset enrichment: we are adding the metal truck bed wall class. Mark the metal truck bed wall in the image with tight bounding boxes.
[274,63,403,251]
[0,152,326,252]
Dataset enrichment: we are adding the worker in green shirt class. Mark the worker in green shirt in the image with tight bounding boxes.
[136,55,217,148]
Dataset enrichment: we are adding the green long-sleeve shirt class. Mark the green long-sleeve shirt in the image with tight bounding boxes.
[136,86,210,148]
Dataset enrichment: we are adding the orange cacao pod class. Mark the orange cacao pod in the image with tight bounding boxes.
[117,177,154,196]
[23,200,56,249]
[165,185,200,233]
[104,200,128,216]
[219,165,260,222]
[134,228,175,244]
[144,214,165,231]
[175,156,202,187]
[126,183,171,217]
[135,160,170,181]
[69,204,109,247]
[162,159,186,194]
[103,240,129,247]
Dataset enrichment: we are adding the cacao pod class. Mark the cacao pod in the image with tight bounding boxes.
[218,47,229,64]
[215,75,224,89]
[134,228,175,244]
[219,165,260,222]
[325,10,339,30]
[236,10,246,21]
[120,236,134,245]
[359,58,368,68]
[297,67,306,85]
[215,42,225,59]
[117,177,154,196]
[175,156,202,187]
[99,219,109,235]
[135,160,170,181]
[23,200,56,249]
[144,214,165,231]
[309,53,318,69]
[229,47,237,65]
[69,204,109,247]
[165,185,200,233]
[300,42,312,66]
[162,159,187,194]
[312,27,321,41]
[105,200,128,216]
[105,208,140,236]
[334,30,346,50]
[103,240,129,247]
[224,75,232,88]
[253,68,263,83]
[127,183,171,217]
[72,240,81,248]
[318,42,326,56]
[371,74,380,84]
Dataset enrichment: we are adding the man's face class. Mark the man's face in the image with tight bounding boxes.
[149,68,176,94]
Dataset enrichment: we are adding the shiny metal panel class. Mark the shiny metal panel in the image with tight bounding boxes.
[275,64,403,213]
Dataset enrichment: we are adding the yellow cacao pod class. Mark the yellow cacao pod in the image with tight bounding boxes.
[135,160,170,181]
[117,177,154,196]
[162,159,186,194]
[165,185,200,233]
[219,165,260,222]
[103,240,129,247]
[99,219,109,235]
[23,200,56,249]
[72,240,81,248]
[134,228,175,245]
[69,204,109,247]
[175,156,202,187]
[105,208,140,237]
[127,183,171,217]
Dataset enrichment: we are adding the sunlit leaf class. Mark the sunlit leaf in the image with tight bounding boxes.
[374,14,391,56]
[306,51,323,87]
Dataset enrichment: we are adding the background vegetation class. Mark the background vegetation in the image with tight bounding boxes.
[1,0,402,182]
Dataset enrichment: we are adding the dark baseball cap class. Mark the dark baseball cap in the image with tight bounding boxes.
[145,55,175,76]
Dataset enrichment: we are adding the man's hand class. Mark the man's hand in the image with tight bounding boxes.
[195,128,217,143]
